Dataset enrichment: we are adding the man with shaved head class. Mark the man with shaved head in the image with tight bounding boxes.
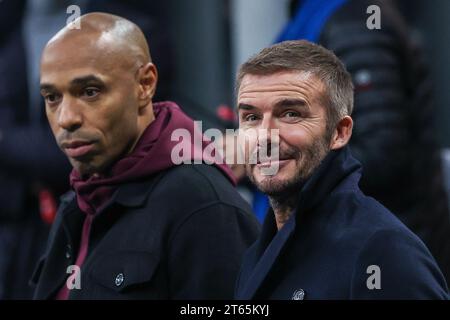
[32,13,260,300]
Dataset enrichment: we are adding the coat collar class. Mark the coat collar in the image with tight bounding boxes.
[75,170,167,240]
[237,146,362,299]
[65,170,167,217]
[236,207,296,299]
[296,145,362,216]
[112,172,165,208]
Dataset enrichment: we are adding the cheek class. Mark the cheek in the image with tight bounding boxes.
[279,122,324,148]
[105,108,137,145]
[91,96,138,151]
[279,126,310,149]
[106,88,137,124]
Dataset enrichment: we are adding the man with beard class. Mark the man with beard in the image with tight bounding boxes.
[234,40,449,299]
[31,12,260,299]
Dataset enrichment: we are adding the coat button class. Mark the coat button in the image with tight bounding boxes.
[292,289,305,300]
[65,245,72,259]
[115,273,124,287]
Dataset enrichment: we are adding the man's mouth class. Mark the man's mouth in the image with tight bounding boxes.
[61,140,95,159]
[256,156,295,168]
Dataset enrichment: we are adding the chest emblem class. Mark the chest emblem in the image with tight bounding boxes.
[292,289,306,300]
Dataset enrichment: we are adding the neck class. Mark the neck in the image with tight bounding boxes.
[128,102,155,155]
[269,192,298,231]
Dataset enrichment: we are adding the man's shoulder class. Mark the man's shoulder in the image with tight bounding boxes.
[329,192,449,298]
[329,188,410,235]
[349,226,449,299]
[325,189,430,257]
[354,193,413,237]
[157,164,245,206]
[134,164,252,222]
[162,163,230,186]
[59,164,251,218]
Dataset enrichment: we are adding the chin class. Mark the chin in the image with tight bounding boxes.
[250,166,300,196]
[71,159,101,177]
[253,162,294,183]
[255,177,283,194]
[73,164,94,177]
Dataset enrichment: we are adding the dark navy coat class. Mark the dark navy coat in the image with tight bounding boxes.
[235,146,449,299]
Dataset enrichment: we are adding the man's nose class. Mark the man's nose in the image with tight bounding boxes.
[256,115,278,155]
[257,114,277,143]
[259,114,276,131]
[57,97,82,131]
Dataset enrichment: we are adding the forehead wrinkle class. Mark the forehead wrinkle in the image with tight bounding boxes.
[238,74,327,114]
[238,85,316,104]
[240,71,318,91]
[239,70,323,93]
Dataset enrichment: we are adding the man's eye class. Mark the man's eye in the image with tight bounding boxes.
[244,114,258,122]
[282,111,299,118]
[82,88,100,98]
[44,94,60,103]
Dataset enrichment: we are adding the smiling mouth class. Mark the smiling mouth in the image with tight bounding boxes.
[256,158,294,168]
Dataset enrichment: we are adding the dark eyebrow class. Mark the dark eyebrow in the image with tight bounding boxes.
[40,83,56,92]
[237,99,309,112]
[237,103,256,111]
[40,75,105,92]
[273,98,308,110]
[70,75,104,87]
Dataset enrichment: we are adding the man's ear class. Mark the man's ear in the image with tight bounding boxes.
[137,62,158,108]
[330,116,353,150]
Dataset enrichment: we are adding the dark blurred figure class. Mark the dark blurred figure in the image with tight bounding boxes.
[0,0,71,299]
[277,0,450,283]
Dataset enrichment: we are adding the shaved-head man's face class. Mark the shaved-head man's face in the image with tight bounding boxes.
[40,13,157,176]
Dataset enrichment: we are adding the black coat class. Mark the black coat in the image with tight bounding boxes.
[235,147,449,299]
[31,164,260,299]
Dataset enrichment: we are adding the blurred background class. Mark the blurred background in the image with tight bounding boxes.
[0,0,449,299]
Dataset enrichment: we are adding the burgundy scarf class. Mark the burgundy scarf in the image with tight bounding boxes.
[55,101,235,300]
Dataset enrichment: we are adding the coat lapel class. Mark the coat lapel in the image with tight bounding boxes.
[237,210,297,299]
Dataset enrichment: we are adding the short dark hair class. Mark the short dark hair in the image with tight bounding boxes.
[236,40,354,136]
